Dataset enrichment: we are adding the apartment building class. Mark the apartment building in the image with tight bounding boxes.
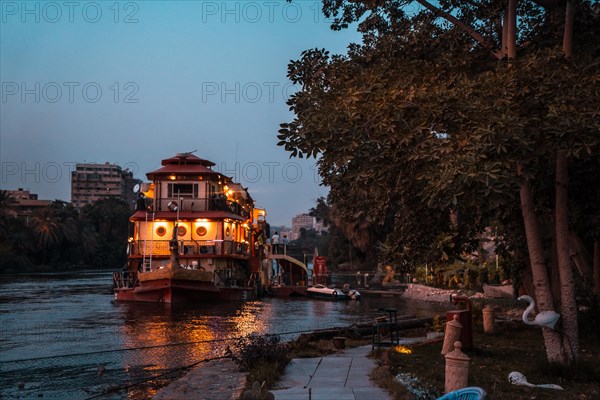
[71,163,140,209]
[291,213,315,240]
[3,188,52,218]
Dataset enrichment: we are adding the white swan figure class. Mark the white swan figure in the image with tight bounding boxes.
[508,371,563,390]
[517,295,560,329]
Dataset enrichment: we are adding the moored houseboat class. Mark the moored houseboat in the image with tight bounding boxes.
[113,152,269,303]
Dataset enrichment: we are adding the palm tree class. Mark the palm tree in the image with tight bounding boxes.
[30,207,62,265]
[0,191,17,234]
[0,190,17,214]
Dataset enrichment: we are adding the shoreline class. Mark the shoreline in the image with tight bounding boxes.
[151,284,495,399]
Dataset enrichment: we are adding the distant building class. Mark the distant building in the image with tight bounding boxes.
[4,188,52,219]
[71,163,140,209]
[291,213,315,240]
[314,219,328,235]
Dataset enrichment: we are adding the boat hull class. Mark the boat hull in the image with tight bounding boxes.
[306,288,348,301]
[114,266,258,303]
[305,285,361,301]
[268,285,308,297]
[114,278,255,303]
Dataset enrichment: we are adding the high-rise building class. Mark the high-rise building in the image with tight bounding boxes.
[291,213,315,240]
[71,163,140,209]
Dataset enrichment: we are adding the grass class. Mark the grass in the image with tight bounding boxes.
[237,315,600,400]
[370,321,600,399]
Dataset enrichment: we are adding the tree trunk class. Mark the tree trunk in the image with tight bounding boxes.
[555,149,577,363]
[519,179,566,363]
[594,239,600,295]
[507,0,518,62]
[502,11,508,57]
[569,232,593,282]
[562,1,575,59]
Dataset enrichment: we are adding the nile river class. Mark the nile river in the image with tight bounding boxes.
[0,270,450,399]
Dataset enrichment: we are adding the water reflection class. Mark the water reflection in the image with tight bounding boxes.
[0,271,452,399]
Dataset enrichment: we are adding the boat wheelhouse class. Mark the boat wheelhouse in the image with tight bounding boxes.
[113,152,268,303]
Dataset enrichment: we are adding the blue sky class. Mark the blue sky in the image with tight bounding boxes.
[0,0,360,226]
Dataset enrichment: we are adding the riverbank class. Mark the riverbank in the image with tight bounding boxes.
[149,284,481,399]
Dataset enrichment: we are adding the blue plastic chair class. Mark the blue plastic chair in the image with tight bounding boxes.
[436,387,486,400]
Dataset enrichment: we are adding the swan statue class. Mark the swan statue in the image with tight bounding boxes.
[517,295,560,329]
[508,371,563,390]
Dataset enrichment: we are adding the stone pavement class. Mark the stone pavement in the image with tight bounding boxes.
[152,345,392,400]
[152,357,246,400]
[270,345,393,400]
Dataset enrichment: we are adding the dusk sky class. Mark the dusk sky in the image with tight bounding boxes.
[0,1,360,226]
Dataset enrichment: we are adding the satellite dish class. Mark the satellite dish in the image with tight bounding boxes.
[133,183,140,193]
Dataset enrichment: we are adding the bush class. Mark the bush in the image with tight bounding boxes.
[232,334,288,371]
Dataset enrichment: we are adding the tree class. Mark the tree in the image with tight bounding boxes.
[29,201,79,265]
[279,0,600,365]
[79,198,131,267]
[309,196,377,268]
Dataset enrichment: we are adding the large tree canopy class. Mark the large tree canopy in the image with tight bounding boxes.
[279,0,600,364]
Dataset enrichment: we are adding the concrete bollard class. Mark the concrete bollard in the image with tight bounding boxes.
[441,315,462,355]
[482,305,496,334]
[444,341,471,393]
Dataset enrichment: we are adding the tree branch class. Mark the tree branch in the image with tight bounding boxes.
[414,0,503,59]
[530,0,562,10]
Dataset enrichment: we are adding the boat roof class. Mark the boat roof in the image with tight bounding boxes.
[147,153,221,180]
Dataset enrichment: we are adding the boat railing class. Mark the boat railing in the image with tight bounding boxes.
[215,269,255,288]
[130,240,250,256]
[113,271,139,289]
[153,197,250,218]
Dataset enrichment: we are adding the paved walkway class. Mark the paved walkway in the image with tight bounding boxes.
[270,345,393,400]
[152,345,392,400]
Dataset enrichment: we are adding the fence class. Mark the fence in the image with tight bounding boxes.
[0,327,340,400]
[0,338,232,399]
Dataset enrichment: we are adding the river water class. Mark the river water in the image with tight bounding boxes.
[0,270,450,399]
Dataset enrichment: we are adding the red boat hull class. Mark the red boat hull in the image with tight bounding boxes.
[114,278,256,303]
[268,285,307,297]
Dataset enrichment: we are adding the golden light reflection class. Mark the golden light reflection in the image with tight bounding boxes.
[230,301,271,337]
[394,345,413,354]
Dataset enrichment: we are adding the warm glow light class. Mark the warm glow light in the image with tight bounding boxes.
[195,219,209,222]
[394,345,412,354]
[169,175,176,180]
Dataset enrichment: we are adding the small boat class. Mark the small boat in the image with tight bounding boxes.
[306,284,361,301]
